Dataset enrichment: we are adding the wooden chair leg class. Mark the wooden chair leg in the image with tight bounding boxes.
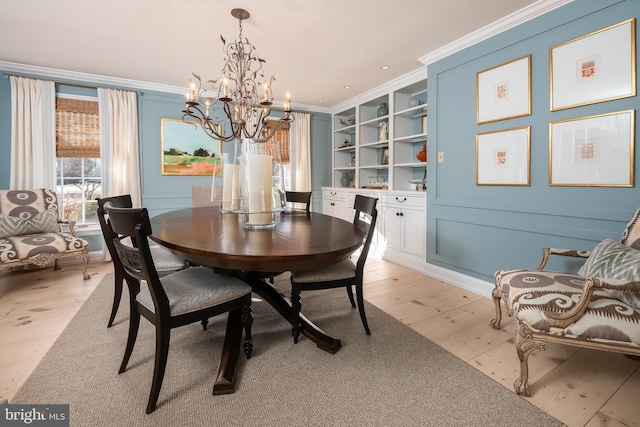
[146,327,171,414]
[242,303,254,359]
[108,269,124,328]
[118,308,140,374]
[346,285,356,308]
[290,282,302,343]
[201,319,209,331]
[355,280,370,335]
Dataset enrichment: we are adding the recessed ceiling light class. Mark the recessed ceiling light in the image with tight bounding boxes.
[381,65,390,70]
[344,85,351,89]
[317,99,324,103]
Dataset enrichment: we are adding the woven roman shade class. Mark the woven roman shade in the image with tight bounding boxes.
[265,121,290,163]
[56,98,100,158]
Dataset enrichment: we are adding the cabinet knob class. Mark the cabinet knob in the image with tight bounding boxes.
[399,212,404,217]
[331,202,335,206]
[331,192,337,196]
[396,197,406,203]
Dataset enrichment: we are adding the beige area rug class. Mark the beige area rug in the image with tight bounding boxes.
[12,274,562,426]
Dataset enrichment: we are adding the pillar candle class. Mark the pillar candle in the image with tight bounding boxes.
[246,154,272,224]
[222,164,240,211]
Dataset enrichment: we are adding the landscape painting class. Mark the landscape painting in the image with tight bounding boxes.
[161,118,222,176]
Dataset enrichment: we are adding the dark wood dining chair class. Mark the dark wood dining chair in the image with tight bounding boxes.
[290,194,378,342]
[285,191,312,214]
[104,204,253,414]
[97,195,188,328]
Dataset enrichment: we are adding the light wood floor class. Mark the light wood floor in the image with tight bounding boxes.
[1,258,638,426]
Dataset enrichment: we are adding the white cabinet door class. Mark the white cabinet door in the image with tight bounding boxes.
[381,193,426,258]
[322,189,347,220]
[401,208,425,257]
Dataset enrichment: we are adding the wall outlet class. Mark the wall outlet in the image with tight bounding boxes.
[437,152,445,163]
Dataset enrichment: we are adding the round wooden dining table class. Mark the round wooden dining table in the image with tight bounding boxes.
[149,206,363,391]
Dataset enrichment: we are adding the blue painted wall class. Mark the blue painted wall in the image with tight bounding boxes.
[0,77,331,250]
[427,0,640,281]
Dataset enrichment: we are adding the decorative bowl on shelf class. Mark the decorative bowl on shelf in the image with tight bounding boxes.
[408,179,426,191]
[416,144,427,162]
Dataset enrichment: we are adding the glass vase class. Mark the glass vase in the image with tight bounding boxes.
[235,138,285,229]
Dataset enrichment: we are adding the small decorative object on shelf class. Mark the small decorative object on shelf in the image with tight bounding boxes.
[416,144,427,162]
[339,116,355,126]
[409,96,422,107]
[378,121,388,141]
[340,139,351,148]
[377,102,388,117]
[340,171,353,188]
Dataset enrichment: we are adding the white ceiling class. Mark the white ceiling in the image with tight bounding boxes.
[0,0,569,110]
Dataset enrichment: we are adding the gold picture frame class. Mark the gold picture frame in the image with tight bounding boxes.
[161,118,222,176]
[549,110,635,187]
[476,126,530,186]
[550,19,636,111]
[476,55,531,124]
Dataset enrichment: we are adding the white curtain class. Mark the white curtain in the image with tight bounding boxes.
[98,88,141,207]
[290,111,311,191]
[9,76,56,190]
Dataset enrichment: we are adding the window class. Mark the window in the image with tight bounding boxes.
[265,121,291,190]
[55,95,102,225]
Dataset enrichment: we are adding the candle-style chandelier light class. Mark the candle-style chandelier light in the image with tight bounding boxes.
[182,8,294,142]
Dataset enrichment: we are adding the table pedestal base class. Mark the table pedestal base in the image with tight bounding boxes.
[236,271,342,354]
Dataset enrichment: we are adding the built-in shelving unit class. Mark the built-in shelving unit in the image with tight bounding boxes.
[332,78,427,191]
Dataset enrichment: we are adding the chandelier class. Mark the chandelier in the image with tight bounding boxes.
[182,8,294,142]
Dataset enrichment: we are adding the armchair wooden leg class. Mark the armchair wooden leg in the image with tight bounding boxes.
[201,319,208,331]
[514,322,545,397]
[490,285,503,329]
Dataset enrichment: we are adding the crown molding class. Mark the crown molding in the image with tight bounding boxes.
[418,0,573,66]
[331,0,573,114]
[330,66,428,114]
[0,60,332,114]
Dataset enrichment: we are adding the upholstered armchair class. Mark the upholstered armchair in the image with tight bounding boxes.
[0,189,89,279]
[492,208,640,396]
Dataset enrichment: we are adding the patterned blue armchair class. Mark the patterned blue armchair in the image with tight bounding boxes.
[492,208,640,396]
[0,189,89,279]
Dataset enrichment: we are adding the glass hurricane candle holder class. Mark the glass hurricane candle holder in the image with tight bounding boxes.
[235,138,285,229]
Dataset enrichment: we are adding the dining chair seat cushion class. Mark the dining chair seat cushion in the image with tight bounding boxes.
[149,245,187,271]
[292,258,356,283]
[136,266,251,316]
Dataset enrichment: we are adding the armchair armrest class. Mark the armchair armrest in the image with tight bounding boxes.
[535,247,592,271]
[58,219,79,238]
[544,277,640,328]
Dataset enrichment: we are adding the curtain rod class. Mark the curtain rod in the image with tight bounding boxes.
[3,72,143,95]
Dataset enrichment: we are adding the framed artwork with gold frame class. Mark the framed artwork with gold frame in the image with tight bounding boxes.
[550,19,636,111]
[476,55,531,124]
[161,118,222,176]
[476,126,530,186]
[549,110,635,187]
